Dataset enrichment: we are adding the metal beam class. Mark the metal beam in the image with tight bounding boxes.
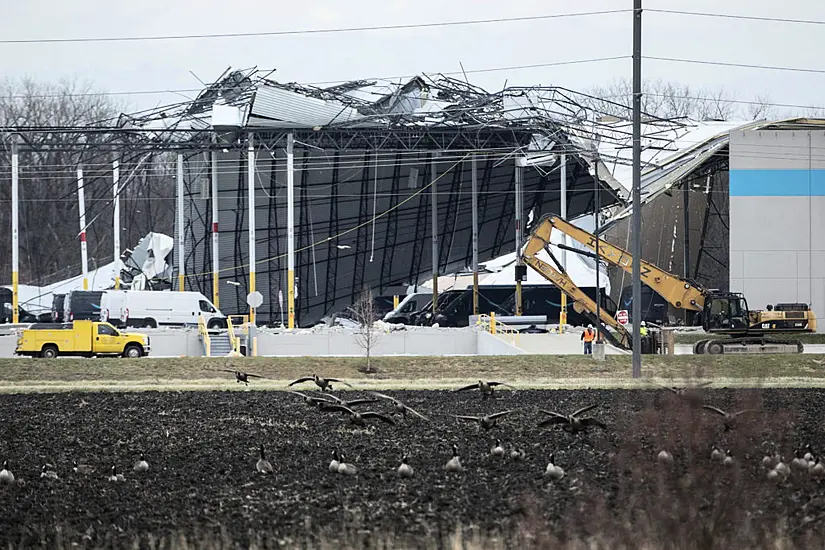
[471,155,479,316]
[211,148,220,308]
[514,160,523,316]
[559,152,567,328]
[431,152,441,312]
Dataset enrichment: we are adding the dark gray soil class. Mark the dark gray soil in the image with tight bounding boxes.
[0,388,824,548]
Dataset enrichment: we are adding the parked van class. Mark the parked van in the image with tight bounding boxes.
[64,291,104,322]
[51,294,66,323]
[384,292,432,324]
[100,290,225,329]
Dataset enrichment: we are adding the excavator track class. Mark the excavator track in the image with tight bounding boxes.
[699,337,803,355]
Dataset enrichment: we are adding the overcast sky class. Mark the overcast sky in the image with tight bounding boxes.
[3,0,824,116]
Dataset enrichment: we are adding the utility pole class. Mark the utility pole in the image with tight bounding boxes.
[11,137,19,323]
[113,159,121,289]
[631,0,643,377]
[176,154,185,292]
[77,166,89,291]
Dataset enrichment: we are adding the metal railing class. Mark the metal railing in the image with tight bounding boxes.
[476,313,521,348]
[197,314,211,357]
[226,317,241,354]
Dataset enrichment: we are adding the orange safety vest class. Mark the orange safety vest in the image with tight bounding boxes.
[582,329,595,342]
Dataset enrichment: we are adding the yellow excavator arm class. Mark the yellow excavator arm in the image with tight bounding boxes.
[527,215,708,312]
[521,252,632,349]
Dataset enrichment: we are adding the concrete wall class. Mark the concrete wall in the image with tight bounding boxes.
[476,332,526,355]
[256,329,478,356]
[729,129,825,329]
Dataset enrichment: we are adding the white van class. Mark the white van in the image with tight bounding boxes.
[100,290,225,329]
[383,292,432,324]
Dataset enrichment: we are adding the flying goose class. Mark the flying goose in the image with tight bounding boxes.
[455,410,514,431]
[368,392,429,420]
[701,405,759,431]
[219,369,265,386]
[655,380,712,404]
[454,380,515,398]
[319,403,396,426]
[539,404,606,433]
[289,374,352,392]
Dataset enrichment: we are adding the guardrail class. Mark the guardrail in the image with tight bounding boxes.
[226,317,241,354]
[197,314,211,356]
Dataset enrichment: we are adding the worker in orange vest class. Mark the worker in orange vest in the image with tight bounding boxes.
[581,324,596,355]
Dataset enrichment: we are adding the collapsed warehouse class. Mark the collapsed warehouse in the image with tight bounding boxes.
[7,67,812,327]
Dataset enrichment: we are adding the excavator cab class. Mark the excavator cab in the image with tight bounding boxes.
[703,293,750,334]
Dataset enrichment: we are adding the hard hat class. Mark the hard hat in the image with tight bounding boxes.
[587,324,593,329]
[640,321,646,326]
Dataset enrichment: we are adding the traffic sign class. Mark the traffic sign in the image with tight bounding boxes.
[247,291,264,308]
[617,309,629,325]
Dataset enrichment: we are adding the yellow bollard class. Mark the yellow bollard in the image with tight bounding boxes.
[393,295,399,308]
[490,312,496,335]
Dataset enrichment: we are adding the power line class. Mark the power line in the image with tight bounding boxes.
[0,57,630,100]
[648,8,825,26]
[646,56,825,76]
[0,10,629,45]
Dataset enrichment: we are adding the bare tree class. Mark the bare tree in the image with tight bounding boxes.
[348,287,382,373]
[583,78,739,121]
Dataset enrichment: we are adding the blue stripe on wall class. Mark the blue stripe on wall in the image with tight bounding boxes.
[730,169,825,196]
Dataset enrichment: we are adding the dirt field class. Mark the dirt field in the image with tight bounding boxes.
[1,386,824,549]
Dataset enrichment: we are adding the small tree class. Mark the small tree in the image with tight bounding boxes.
[349,287,381,373]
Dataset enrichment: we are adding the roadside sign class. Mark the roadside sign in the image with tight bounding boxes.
[617,309,629,325]
[247,291,264,308]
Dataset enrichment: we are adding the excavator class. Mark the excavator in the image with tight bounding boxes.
[520,214,817,354]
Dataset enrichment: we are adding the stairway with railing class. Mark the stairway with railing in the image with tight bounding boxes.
[198,314,242,357]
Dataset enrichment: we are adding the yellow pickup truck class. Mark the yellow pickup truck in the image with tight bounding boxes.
[15,320,151,358]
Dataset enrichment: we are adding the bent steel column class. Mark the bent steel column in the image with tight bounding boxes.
[248,134,256,324]
[287,133,295,329]
[77,166,89,290]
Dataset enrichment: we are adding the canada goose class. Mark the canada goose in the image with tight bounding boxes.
[767,468,781,482]
[710,445,724,462]
[539,404,605,433]
[509,447,526,461]
[108,466,125,482]
[455,410,514,431]
[336,454,357,476]
[490,439,505,457]
[792,450,810,471]
[315,393,380,409]
[762,454,780,468]
[256,444,273,474]
[0,461,13,484]
[723,449,735,467]
[702,405,759,431]
[544,454,565,480]
[444,445,463,472]
[657,450,674,465]
[655,381,712,405]
[133,453,149,473]
[329,450,341,473]
[40,465,58,480]
[803,444,815,462]
[289,374,352,392]
[810,458,825,478]
[398,455,414,478]
[774,460,790,478]
[368,392,429,421]
[72,460,95,475]
[219,369,265,386]
[454,380,515,399]
[319,403,395,426]
[289,391,335,408]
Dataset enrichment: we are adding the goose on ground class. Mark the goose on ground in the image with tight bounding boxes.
[509,447,526,461]
[329,450,341,473]
[0,461,13,484]
[723,449,735,467]
[133,453,149,473]
[444,445,463,472]
[336,454,357,476]
[398,455,414,478]
[108,466,125,482]
[657,450,674,465]
[40,465,58,480]
[711,445,724,462]
[792,450,810,471]
[256,444,273,474]
[544,454,565,480]
[72,460,95,475]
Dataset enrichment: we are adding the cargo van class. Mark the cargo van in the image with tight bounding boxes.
[64,290,104,322]
[384,292,433,324]
[51,294,66,323]
[100,290,225,329]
